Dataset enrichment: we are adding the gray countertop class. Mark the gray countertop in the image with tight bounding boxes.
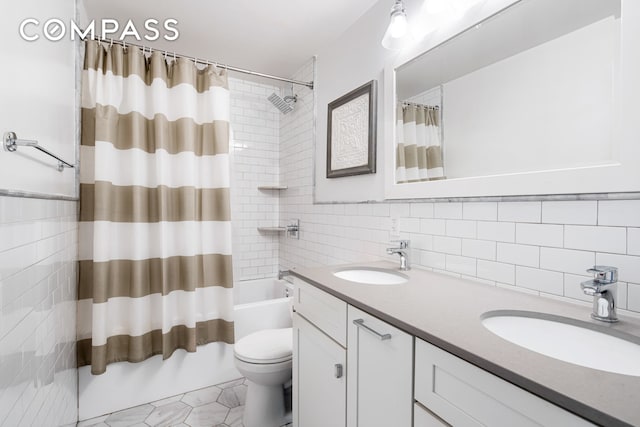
[290,261,640,427]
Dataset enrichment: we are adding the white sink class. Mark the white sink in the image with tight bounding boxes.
[482,311,640,376]
[333,268,408,285]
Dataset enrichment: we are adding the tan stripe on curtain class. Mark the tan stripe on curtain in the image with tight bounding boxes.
[81,106,230,155]
[78,40,234,375]
[77,319,235,368]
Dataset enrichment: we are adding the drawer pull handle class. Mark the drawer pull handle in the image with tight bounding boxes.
[334,363,343,378]
[353,318,391,340]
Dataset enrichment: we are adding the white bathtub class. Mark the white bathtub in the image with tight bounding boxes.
[234,277,293,340]
[78,277,294,420]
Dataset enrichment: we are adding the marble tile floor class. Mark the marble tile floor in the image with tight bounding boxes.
[77,377,293,427]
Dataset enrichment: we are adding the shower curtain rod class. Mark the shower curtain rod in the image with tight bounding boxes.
[84,35,315,89]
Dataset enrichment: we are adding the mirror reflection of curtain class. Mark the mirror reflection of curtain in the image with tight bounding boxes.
[395,103,444,183]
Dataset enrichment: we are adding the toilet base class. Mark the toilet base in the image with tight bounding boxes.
[243,380,286,427]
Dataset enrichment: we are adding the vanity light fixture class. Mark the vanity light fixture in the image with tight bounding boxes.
[382,0,411,50]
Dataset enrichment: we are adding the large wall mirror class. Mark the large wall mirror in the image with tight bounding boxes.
[384,0,640,199]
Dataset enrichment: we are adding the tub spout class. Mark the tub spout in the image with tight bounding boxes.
[278,269,291,280]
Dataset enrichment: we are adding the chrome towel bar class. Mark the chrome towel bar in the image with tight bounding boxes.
[3,131,75,172]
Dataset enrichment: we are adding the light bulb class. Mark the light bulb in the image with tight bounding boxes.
[389,12,408,38]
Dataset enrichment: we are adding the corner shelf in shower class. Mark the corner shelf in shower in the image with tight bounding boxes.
[257,185,288,190]
[257,219,299,239]
[257,226,287,232]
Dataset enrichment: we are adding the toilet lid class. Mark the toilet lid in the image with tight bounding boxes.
[234,328,293,364]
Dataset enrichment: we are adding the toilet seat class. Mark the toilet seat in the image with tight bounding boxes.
[234,328,292,364]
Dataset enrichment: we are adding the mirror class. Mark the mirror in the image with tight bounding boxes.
[384,0,640,199]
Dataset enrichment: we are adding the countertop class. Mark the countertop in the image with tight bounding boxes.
[290,261,640,427]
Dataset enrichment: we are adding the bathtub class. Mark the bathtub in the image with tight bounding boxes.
[78,277,294,421]
[234,277,294,340]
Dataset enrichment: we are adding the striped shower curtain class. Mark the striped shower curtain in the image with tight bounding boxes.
[78,41,234,375]
[395,103,445,183]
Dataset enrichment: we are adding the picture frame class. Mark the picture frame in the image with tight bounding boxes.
[326,80,377,178]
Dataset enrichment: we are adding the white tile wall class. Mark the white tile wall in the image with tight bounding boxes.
[463,202,497,221]
[461,239,496,261]
[598,200,640,227]
[515,223,563,247]
[0,196,78,426]
[541,201,597,225]
[629,228,640,256]
[496,243,539,268]
[229,78,282,281]
[278,59,640,315]
[515,266,564,295]
[498,201,541,223]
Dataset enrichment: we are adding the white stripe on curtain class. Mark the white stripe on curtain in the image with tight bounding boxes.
[77,287,235,343]
[80,143,230,188]
[78,221,233,261]
[82,70,230,123]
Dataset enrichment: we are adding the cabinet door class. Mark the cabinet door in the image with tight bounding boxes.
[293,313,346,427]
[347,305,413,427]
[414,403,450,427]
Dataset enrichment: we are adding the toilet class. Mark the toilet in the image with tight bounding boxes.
[234,327,293,427]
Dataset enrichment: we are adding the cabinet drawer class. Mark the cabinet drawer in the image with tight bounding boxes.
[293,277,347,346]
[415,339,594,427]
[414,403,449,427]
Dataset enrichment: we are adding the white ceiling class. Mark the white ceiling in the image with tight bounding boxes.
[81,0,381,79]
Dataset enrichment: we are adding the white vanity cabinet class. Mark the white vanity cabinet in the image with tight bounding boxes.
[293,313,346,427]
[347,305,413,427]
[293,276,597,427]
[414,339,595,427]
[292,278,413,427]
[292,278,348,427]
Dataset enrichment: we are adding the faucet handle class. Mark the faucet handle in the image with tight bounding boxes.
[586,265,618,284]
[391,239,410,249]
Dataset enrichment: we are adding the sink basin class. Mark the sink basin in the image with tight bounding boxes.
[482,311,640,376]
[333,267,408,285]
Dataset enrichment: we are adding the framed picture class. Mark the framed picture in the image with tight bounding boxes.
[326,80,377,178]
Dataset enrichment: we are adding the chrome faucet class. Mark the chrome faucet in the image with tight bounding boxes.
[581,265,618,323]
[387,240,410,271]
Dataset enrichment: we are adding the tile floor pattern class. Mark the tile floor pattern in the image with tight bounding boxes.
[77,378,293,427]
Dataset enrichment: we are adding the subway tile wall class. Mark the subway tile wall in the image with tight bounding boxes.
[229,78,282,281]
[278,61,640,315]
[0,196,78,426]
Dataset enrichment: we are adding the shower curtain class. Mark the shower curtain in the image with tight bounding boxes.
[78,40,234,375]
[395,103,445,183]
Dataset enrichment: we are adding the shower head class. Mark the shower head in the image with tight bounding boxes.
[268,92,297,114]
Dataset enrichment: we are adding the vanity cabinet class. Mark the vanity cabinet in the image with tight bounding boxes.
[293,276,596,427]
[347,305,412,427]
[414,339,595,427]
[292,278,412,427]
[293,313,346,427]
[292,278,348,427]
